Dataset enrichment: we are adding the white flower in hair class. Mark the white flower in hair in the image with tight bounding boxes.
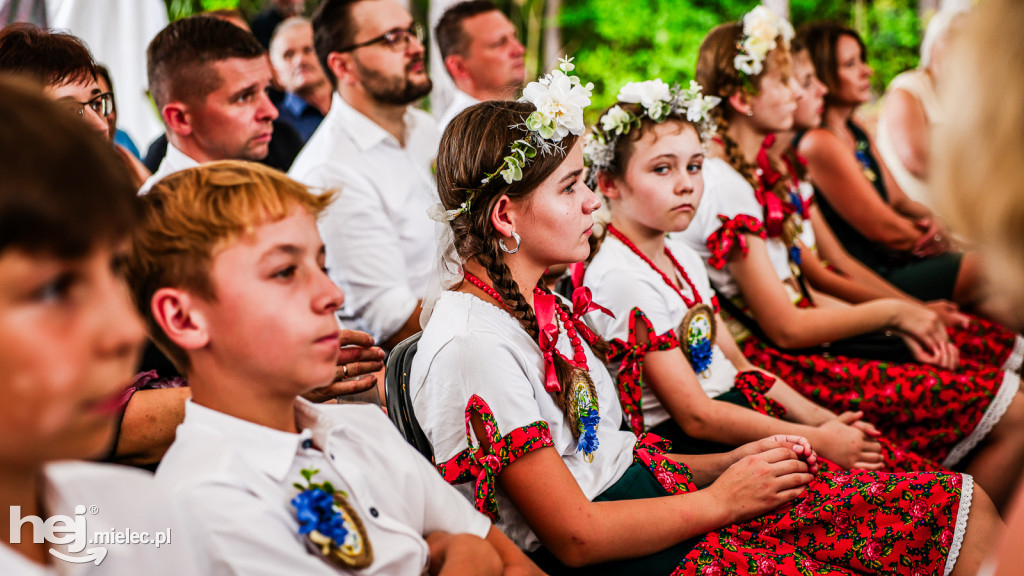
[679,80,722,123]
[583,132,615,172]
[523,56,594,142]
[600,105,632,135]
[734,6,794,79]
[617,79,674,121]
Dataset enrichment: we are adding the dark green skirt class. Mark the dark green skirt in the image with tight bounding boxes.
[526,462,700,575]
[648,387,750,455]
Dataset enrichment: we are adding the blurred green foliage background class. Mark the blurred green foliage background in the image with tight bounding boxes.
[164,0,925,116]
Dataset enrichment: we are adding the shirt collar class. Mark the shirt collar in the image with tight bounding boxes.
[332,92,418,153]
[282,92,313,117]
[182,400,304,482]
[164,141,201,172]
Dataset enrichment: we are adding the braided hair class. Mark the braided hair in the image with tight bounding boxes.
[436,100,607,435]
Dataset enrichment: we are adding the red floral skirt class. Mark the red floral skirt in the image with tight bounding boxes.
[950,313,1024,370]
[740,335,1020,467]
[635,436,970,576]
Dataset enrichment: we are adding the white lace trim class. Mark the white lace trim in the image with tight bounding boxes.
[942,370,1021,467]
[1000,334,1024,374]
[943,473,974,576]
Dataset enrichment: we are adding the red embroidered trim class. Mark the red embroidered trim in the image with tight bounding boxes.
[632,433,697,495]
[705,214,767,270]
[733,370,787,419]
[435,395,554,522]
[607,308,681,435]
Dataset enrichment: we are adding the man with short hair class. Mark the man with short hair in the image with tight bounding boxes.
[142,15,280,193]
[270,17,332,142]
[250,0,306,48]
[289,0,437,349]
[434,0,524,129]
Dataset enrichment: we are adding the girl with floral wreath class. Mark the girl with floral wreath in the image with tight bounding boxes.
[767,40,1024,399]
[673,7,1024,511]
[793,22,1007,323]
[409,56,1000,575]
[581,78,944,474]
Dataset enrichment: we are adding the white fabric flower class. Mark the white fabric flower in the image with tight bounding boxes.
[600,105,632,135]
[617,79,673,111]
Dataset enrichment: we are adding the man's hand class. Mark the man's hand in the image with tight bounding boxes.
[301,329,384,403]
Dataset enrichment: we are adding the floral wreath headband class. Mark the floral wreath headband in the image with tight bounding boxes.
[428,57,594,223]
[582,79,721,185]
[734,6,795,82]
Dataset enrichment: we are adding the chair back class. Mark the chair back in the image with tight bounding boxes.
[384,332,433,460]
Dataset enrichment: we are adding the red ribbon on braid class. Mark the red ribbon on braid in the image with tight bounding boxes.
[535,292,570,393]
[754,134,795,238]
[570,286,614,347]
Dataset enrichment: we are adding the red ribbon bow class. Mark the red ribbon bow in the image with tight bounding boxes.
[706,214,766,269]
[534,292,564,393]
[755,135,795,238]
[570,286,614,346]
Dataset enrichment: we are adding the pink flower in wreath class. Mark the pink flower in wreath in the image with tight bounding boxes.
[909,499,930,521]
[755,557,777,575]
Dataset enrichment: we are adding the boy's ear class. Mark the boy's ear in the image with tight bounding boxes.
[489,194,517,239]
[728,91,752,117]
[150,287,209,351]
[596,170,621,200]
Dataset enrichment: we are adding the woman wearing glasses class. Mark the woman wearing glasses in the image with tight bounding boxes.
[0,24,152,188]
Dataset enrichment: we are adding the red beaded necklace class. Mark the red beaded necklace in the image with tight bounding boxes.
[463,271,590,370]
[606,224,702,308]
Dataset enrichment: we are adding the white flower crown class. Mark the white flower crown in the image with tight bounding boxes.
[583,79,720,177]
[428,56,593,223]
[733,5,795,78]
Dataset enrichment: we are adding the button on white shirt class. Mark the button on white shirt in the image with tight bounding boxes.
[0,462,200,575]
[138,142,200,195]
[289,94,440,342]
[156,399,491,575]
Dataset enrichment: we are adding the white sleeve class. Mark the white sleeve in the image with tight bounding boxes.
[314,166,418,341]
[586,266,678,342]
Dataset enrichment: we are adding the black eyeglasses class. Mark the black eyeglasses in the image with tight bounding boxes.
[62,91,115,119]
[336,23,424,53]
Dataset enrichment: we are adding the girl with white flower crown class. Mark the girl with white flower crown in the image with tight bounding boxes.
[411,59,999,575]
[581,78,949,475]
[674,7,1024,513]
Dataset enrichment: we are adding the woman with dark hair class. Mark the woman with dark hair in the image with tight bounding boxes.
[409,56,998,575]
[794,22,1000,320]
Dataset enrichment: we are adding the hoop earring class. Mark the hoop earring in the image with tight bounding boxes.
[499,232,521,254]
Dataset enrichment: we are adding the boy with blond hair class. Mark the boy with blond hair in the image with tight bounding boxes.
[125,161,540,575]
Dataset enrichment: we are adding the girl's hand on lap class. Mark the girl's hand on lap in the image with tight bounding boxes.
[925,300,971,329]
[815,415,885,471]
[708,445,814,524]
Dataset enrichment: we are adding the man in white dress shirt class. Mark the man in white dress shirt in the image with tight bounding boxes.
[434,0,525,130]
[290,0,438,348]
[140,15,279,194]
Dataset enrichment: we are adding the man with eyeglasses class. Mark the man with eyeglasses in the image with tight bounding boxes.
[435,1,525,130]
[290,0,439,350]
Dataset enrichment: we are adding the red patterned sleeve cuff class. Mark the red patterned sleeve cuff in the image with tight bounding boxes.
[607,308,681,436]
[632,433,698,495]
[705,214,767,270]
[733,370,787,419]
[435,395,554,522]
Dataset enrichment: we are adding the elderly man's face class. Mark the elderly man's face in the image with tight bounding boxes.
[270,22,326,93]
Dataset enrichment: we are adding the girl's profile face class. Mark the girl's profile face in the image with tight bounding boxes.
[792,49,828,130]
[834,34,873,105]
[511,140,602,267]
[749,50,798,133]
[611,121,705,234]
[0,243,145,467]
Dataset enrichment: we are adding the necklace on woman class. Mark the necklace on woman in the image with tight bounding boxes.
[462,271,601,461]
[606,224,716,376]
